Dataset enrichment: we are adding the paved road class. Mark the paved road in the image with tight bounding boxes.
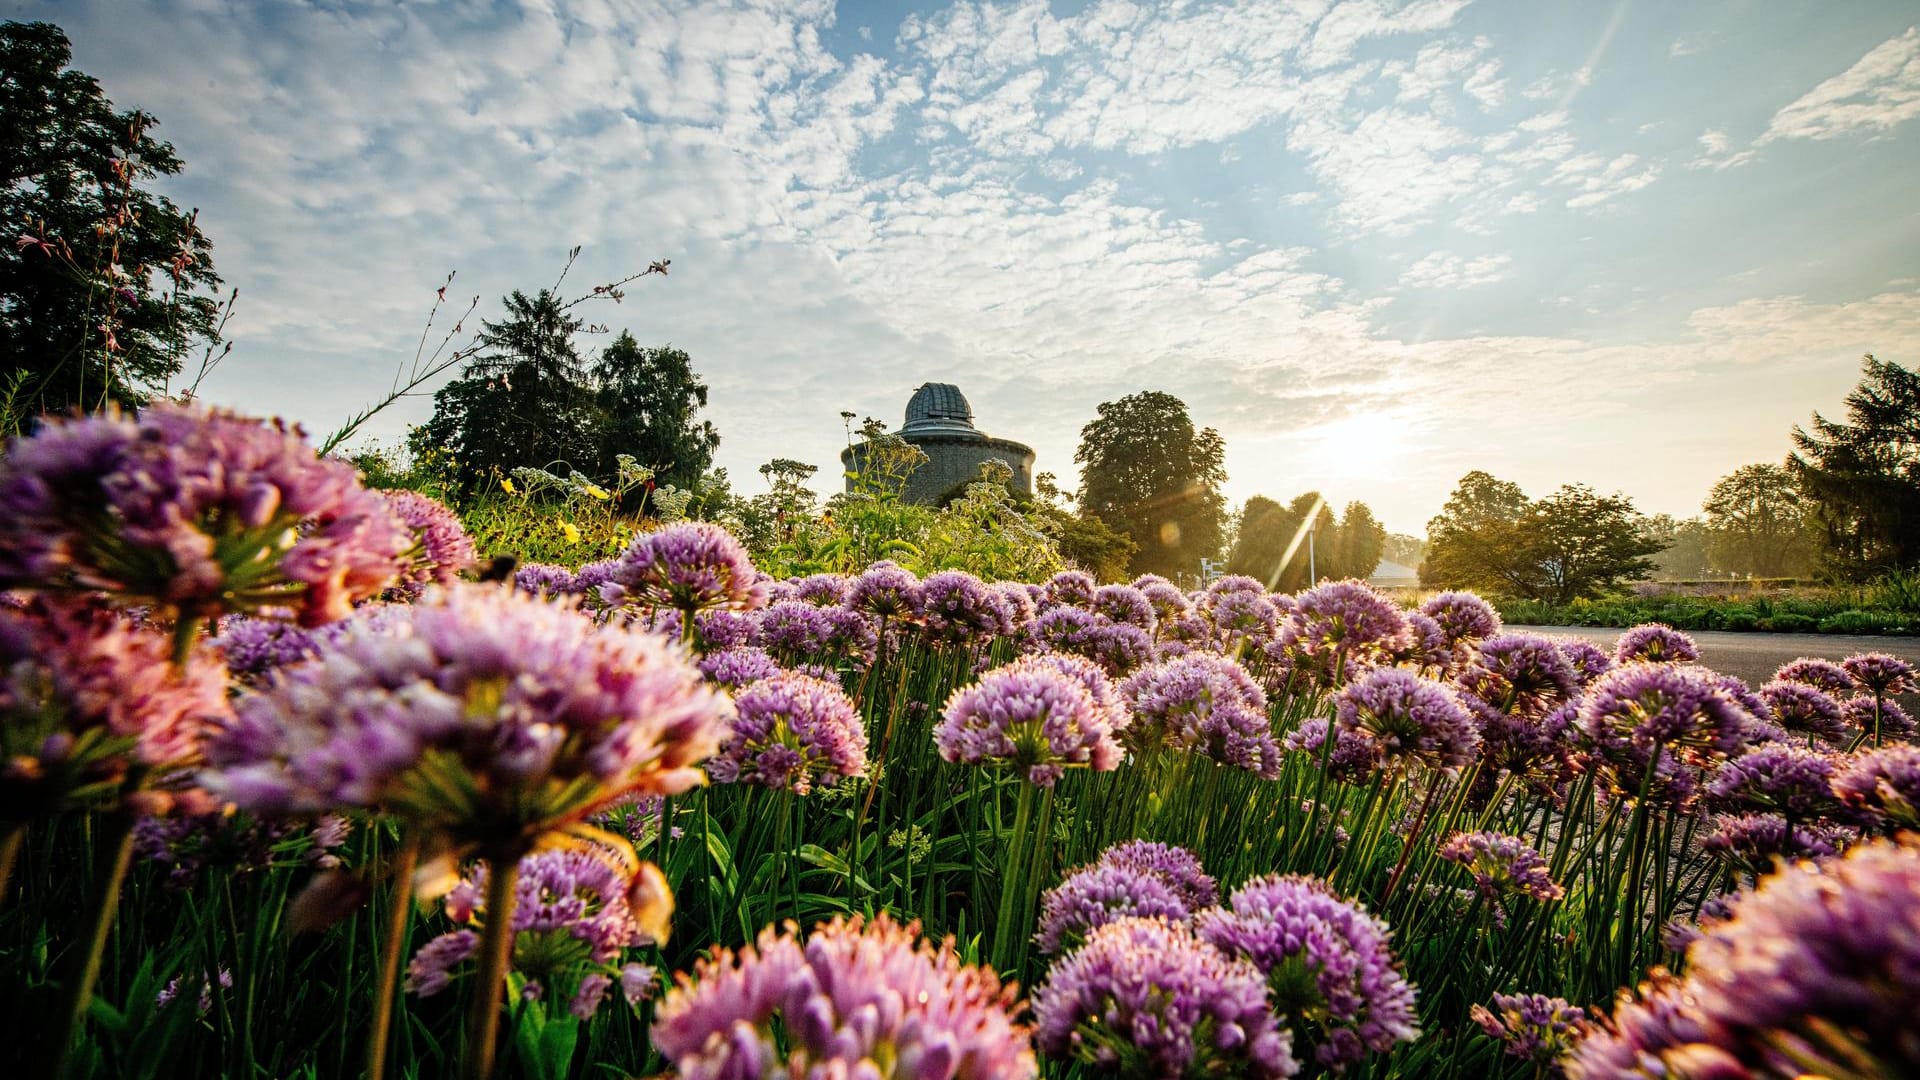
[1510,625,1920,689]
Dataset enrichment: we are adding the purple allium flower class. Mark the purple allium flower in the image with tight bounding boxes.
[1130,573,1173,591]
[0,598,230,816]
[707,672,866,795]
[1034,916,1298,1079]
[1557,638,1615,689]
[791,573,849,607]
[695,647,781,690]
[934,657,1122,786]
[1471,993,1587,1066]
[1283,718,1380,783]
[379,489,475,600]
[1207,588,1280,647]
[1831,745,1920,829]
[1701,812,1852,874]
[1840,695,1917,741]
[573,559,621,605]
[134,807,351,889]
[1207,574,1267,599]
[1660,894,1739,954]
[1091,584,1156,631]
[1276,580,1410,686]
[1034,862,1190,955]
[1704,744,1838,819]
[1773,658,1856,695]
[156,967,234,1015]
[215,614,324,682]
[1456,633,1578,715]
[421,845,664,1015]
[1577,663,1750,803]
[1086,622,1154,676]
[654,913,1036,1080]
[1044,570,1098,609]
[1334,668,1479,771]
[1438,831,1565,908]
[919,570,1002,646]
[1418,591,1502,647]
[512,562,578,598]
[692,609,756,652]
[1120,654,1282,777]
[1096,839,1218,910]
[1014,652,1129,734]
[1197,874,1419,1070]
[1138,580,1193,625]
[1571,835,1920,1080]
[990,581,1038,636]
[1396,612,1454,672]
[404,929,478,997]
[609,522,765,615]
[845,560,920,619]
[755,600,835,662]
[0,403,410,626]
[1471,697,1575,780]
[203,584,729,842]
[1758,680,1848,744]
[619,962,655,1005]
[1840,652,1915,695]
[1613,623,1700,665]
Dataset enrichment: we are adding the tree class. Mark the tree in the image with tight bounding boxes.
[412,289,597,491]
[2,21,221,421]
[1645,514,1714,580]
[1027,473,1136,582]
[1701,464,1818,578]
[1381,533,1427,572]
[1423,472,1663,601]
[1525,485,1664,603]
[1421,472,1530,590]
[1789,356,1920,579]
[1328,501,1387,582]
[1076,391,1227,579]
[590,333,719,490]
[1225,495,1292,583]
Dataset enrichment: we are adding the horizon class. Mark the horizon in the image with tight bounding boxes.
[31,0,1920,535]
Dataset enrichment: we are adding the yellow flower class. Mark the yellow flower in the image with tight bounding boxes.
[561,521,582,544]
[501,477,516,495]
[583,483,611,500]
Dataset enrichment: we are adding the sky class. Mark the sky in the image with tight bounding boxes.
[20,0,1920,536]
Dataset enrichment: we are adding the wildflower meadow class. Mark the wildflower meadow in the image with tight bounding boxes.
[1,403,1916,1080]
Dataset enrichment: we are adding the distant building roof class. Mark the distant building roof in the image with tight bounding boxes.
[903,382,976,435]
[1368,558,1420,586]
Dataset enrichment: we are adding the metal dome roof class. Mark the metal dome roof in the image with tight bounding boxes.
[902,382,976,434]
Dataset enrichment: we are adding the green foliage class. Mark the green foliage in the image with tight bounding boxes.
[1492,582,1919,635]
[1643,514,1713,581]
[1790,355,1920,580]
[1075,391,1227,579]
[1227,493,1385,589]
[589,334,719,491]
[0,21,223,423]
[409,270,713,499]
[1701,463,1819,578]
[1423,472,1663,603]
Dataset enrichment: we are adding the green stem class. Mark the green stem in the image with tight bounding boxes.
[52,807,139,1078]
[992,781,1036,975]
[464,853,523,1080]
[1382,769,1446,903]
[367,836,420,1080]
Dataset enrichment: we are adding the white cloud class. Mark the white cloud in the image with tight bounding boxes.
[1760,26,1920,144]
[1400,251,1512,289]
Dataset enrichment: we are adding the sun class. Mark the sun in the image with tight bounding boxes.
[1302,411,1415,479]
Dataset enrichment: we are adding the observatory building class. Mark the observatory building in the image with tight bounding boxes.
[840,382,1035,506]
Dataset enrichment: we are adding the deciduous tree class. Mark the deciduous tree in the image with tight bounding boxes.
[1789,355,1920,579]
[1075,391,1227,579]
